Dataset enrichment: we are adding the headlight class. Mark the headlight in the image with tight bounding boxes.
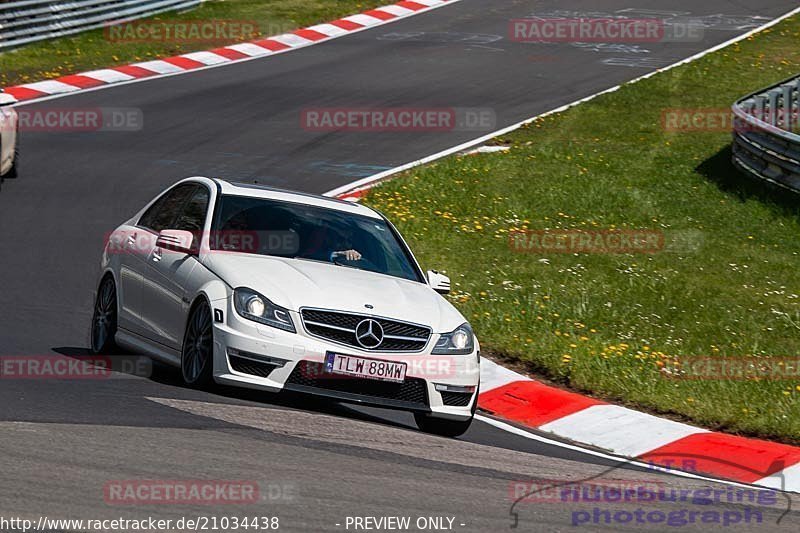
[233,287,295,332]
[432,323,475,355]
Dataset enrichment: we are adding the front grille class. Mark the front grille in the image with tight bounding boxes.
[441,391,474,407]
[229,355,278,378]
[285,361,428,408]
[301,309,431,352]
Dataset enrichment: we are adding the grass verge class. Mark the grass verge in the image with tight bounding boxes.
[364,17,800,443]
[0,0,390,88]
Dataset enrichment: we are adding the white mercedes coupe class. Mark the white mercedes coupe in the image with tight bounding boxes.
[92,177,480,436]
[0,90,19,188]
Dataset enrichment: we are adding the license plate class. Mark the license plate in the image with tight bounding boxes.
[324,352,407,383]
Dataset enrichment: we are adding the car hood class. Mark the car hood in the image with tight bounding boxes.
[202,253,466,332]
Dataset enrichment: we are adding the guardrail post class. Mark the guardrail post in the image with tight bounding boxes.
[754,95,766,123]
[767,90,779,126]
[781,84,794,131]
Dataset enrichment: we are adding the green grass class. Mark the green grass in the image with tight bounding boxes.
[364,19,800,443]
[0,0,389,88]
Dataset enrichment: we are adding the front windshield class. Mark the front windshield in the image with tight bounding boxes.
[210,194,423,283]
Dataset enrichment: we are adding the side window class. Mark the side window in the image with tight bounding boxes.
[175,186,210,233]
[138,184,196,233]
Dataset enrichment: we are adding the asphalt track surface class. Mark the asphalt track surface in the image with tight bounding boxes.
[1,0,800,531]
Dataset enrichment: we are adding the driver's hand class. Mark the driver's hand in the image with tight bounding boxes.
[333,249,362,261]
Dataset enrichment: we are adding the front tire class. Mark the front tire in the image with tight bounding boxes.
[91,276,118,354]
[181,301,214,388]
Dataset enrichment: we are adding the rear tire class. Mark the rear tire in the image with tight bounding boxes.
[414,413,474,438]
[5,144,18,179]
[91,276,118,354]
[181,301,214,388]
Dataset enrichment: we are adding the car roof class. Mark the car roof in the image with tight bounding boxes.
[210,178,382,219]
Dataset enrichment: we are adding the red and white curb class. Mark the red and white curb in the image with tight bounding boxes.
[478,358,800,493]
[1,0,459,103]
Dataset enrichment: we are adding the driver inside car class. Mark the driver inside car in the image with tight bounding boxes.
[325,225,363,263]
[330,248,362,262]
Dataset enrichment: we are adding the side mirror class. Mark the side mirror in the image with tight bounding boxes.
[156,229,196,255]
[0,92,18,107]
[427,270,451,295]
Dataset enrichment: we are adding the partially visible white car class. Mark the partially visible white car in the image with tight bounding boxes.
[92,177,481,437]
[0,90,19,188]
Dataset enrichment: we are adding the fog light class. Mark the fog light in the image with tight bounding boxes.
[434,383,476,393]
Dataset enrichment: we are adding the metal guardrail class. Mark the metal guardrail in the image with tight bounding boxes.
[0,0,201,50]
[732,74,800,192]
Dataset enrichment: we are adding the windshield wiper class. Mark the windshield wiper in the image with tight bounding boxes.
[289,256,330,265]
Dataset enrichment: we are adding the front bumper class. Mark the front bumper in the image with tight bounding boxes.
[210,300,480,420]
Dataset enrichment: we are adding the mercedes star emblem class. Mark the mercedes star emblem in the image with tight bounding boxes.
[355,319,384,349]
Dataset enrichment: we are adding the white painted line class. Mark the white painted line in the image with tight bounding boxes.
[754,463,800,493]
[132,60,185,75]
[80,69,135,83]
[270,33,313,48]
[413,0,446,6]
[21,80,80,95]
[307,23,349,37]
[324,5,800,198]
[225,43,273,57]
[479,357,530,393]
[342,14,386,27]
[465,145,511,154]
[474,414,787,492]
[539,405,707,457]
[181,51,230,66]
[377,5,415,17]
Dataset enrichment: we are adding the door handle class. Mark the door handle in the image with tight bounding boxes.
[152,248,162,262]
[127,232,137,246]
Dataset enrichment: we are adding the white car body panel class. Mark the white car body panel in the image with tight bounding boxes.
[98,177,480,420]
[0,92,18,177]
